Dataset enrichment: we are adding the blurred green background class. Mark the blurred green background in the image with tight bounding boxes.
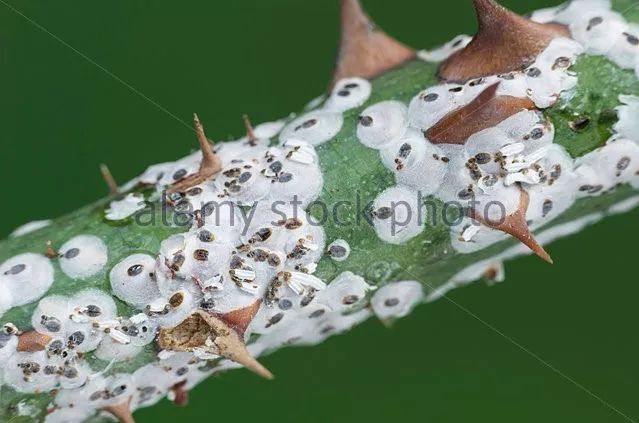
[1,0,638,421]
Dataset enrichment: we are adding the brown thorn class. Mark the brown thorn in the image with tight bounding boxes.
[426,82,535,145]
[468,186,553,263]
[45,241,58,259]
[17,330,52,352]
[379,318,394,329]
[168,114,222,194]
[158,309,274,380]
[331,0,415,87]
[438,0,570,83]
[100,164,119,196]
[242,114,257,144]
[212,325,274,380]
[482,265,499,282]
[367,304,394,328]
[193,113,220,174]
[102,397,135,423]
[170,381,189,407]
[213,299,262,337]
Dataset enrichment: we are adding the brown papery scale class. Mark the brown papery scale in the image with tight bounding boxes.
[243,114,258,145]
[426,82,535,144]
[331,0,415,87]
[102,398,135,423]
[437,0,569,83]
[16,330,52,352]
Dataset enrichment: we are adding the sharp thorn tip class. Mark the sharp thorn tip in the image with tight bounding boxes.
[99,163,119,196]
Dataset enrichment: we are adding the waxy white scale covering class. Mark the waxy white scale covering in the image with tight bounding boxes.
[9,220,51,238]
[110,253,160,308]
[0,253,54,315]
[105,193,146,221]
[59,235,108,280]
[324,77,372,112]
[371,280,423,320]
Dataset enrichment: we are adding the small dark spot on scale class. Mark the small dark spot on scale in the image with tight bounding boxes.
[553,56,571,69]
[398,143,412,159]
[457,189,473,200]
[169,192,183,203]
[187,187,202,197]
[617,156,631,171]
[309,309,325,318]
[530,127,545,139]
[278,173,293,183]
[526,67,541,78]
[68,331,85,345]
[320,325,335,335]
[269,161,283,173]
[265,313,284,328]
[169,292,184,308]
[193,249,209,261]
[198,229,214,242]
[626,33,639,45]
[64,248,80,259]
[587,16,603,31]
[278,299,293,310]
[342,295,359,305]
[238,172,252,184]
[173,169,188,180]
[475,153,491,164]
[374,206,392,220]
[384,298,400,307]
[423,93,439,102]
[85,305,102,317]
[4,264,26,275]
[295,119,318,131]
[579,184,603,194]
[542,199,553,217]
[328,245,347,258]
[200,298,215,310]
[359,115,373,127]
[127,264,144,277]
